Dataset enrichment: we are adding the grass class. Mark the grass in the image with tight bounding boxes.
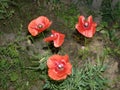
[97,21,120,58]
[55,3,79,29]
[0,0,16,20]
[100,0,120,23]
[0,44,22,89]
[0,41,50,89]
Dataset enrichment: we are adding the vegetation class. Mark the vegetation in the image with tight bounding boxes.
[43,59,108,90]
[0,0,120,90]
[0,0,16,19]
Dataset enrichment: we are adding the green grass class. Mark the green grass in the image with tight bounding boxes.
[0,26,46,90]
[0,0,16,19]
[0,42,50,89]
[100,0,120,23]
[97,21,120,58]
[0,43,22,89]
[54,3,79,29]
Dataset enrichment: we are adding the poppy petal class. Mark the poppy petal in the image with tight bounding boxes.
[88,15,93,26]
[47,55,63,68]
[29,28,38,36]
[44,36,57,42]
[75,16,85,33]
[54,35,65,47]
[79,16,85,24]
[28,20,39,36]
[62,55,69,62]
[51,30,65,47]
[84,29,93,38]
[47,58,55,69]
[66,63,72,75]
[48,69,67,80]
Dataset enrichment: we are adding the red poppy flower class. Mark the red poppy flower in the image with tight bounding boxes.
[44,30,65,47]
[47,54,72,81]
[75,15,97,38]
[28,16,52,36]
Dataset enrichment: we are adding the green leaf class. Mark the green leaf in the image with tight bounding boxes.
[39,63,46,70]
[9,72,18,82]
[96,26,103,31]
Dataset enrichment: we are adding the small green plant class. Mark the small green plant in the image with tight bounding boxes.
[78,46,90,60]
[100,0,120,23]
[0,0,15,19]
[0,43,19,58]
[0,42,46,89]
[72,0,93,8]
[55,3,79,29]
[97,21,120,59]
[0,43,20,89]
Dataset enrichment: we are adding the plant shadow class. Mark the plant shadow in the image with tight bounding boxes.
[42,42,61,54]
[72,30,93,46]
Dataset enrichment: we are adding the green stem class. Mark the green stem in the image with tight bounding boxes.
[84,37,87,46]
[41,32,51,51]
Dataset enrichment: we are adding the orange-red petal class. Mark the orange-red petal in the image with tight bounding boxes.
[47,54,64,69]
[88,15,93,26]
[28,19,38,36]
[44,36,57,42]
[48,69,67,80]
[52,30,65,47]
[66,63,72,75]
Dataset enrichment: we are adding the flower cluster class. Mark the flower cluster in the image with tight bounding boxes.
[28,15,97,80]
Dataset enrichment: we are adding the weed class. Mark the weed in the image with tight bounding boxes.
[100,0,120,23]
[0,44,19,58]
[0,42,21,89]
[0,36,45,89]
[55,3,79,29]
[0,0,16,19]
[78,46,90,60]
[97,21,120,58]
[72,0,93,9]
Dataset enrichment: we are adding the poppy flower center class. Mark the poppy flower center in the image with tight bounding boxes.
[51,34,54,37]
[57,63,64,70]
[37,24,43,28]
[50,34,58,39]
[84,22,89,27]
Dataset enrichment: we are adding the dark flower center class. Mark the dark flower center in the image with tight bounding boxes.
[37,24,43,28]
[84,22,89,27]
[58,63,64,70]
